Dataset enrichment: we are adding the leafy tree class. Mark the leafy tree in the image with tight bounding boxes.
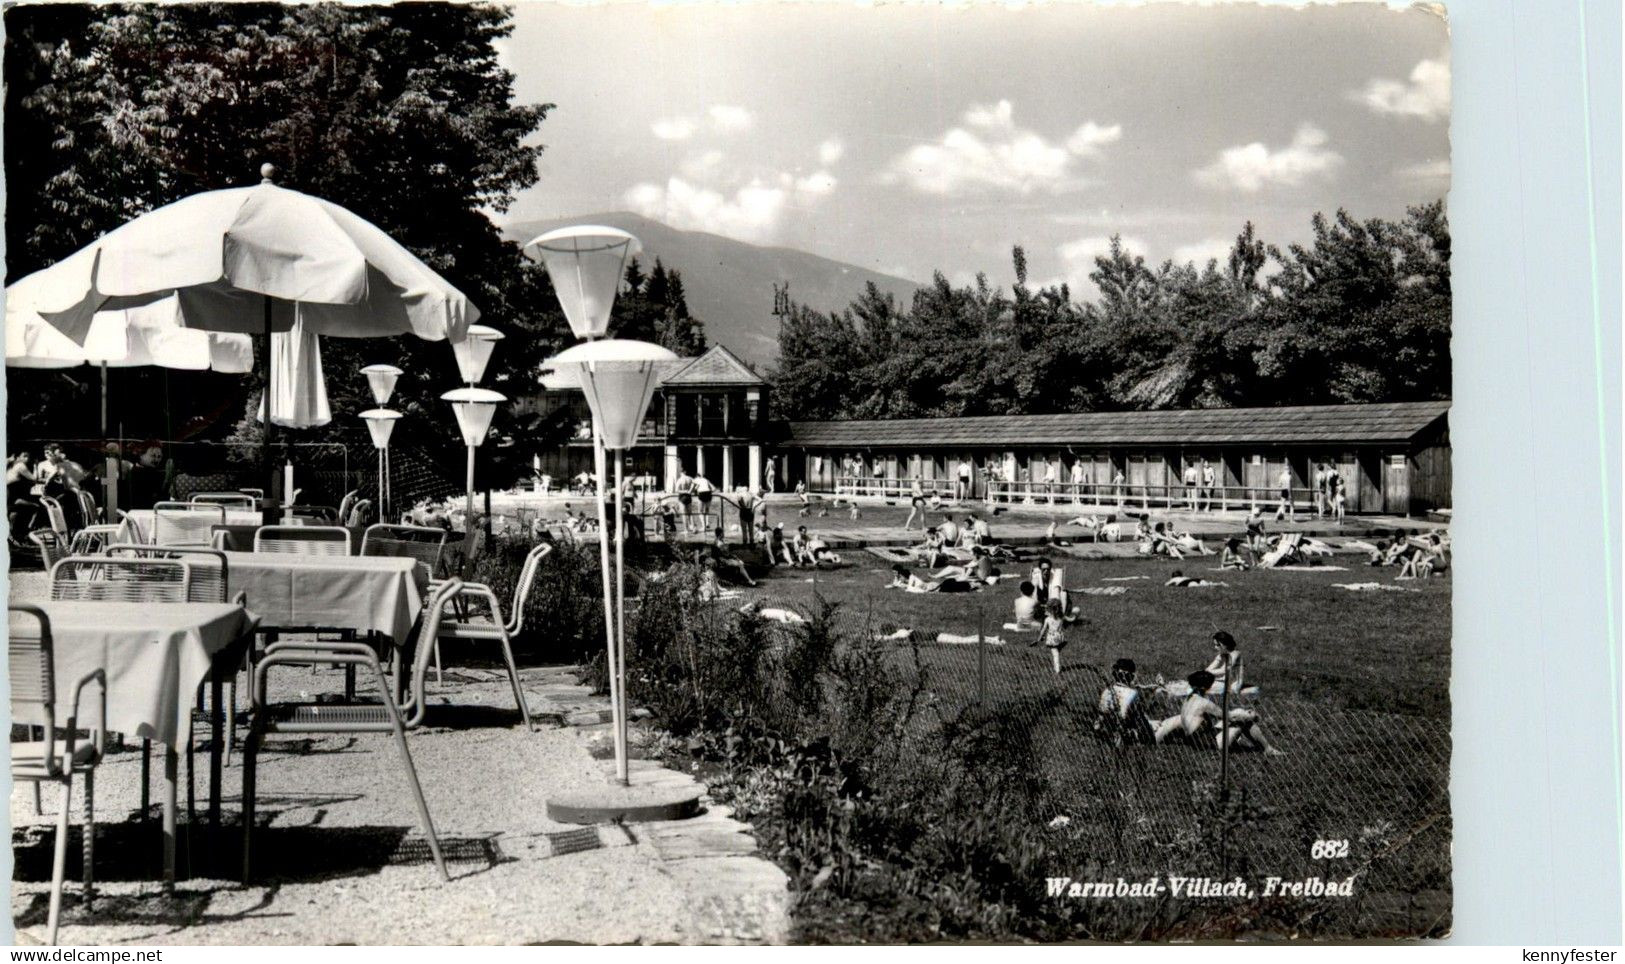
[4,2,570,489]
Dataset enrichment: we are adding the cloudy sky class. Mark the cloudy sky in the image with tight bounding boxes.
[495,2,1450,292]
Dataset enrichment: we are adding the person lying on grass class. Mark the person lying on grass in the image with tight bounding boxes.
[1096,657,1155,746]
[929,546,1001,585]
[1154,670,1285,755]
[1165,569,1225,587]
[1066,513,1120,542]
[886,562,977,593]
[1219,537,1254,570]
[700,529,756,587]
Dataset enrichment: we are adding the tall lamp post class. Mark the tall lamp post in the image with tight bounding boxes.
[530,224,660,789]
[360,409,401,522]
[360,363,403,521]
[545,340,677,785]
[443,324,505,528]
[440,387,505,522]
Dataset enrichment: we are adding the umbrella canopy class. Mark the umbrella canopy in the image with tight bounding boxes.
[27,177,476,346]
[6,294,253,372]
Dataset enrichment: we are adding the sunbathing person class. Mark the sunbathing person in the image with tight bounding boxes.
[1154,670,1284,754]
[1398,534,1450,579]
[1095,658,1155,746]
[1165,569,1225,587]
[1165,527,1214,556]
[1067,513,1119,542]
[930,547,1000,585]
[1140,522,1184,559]
[1219,537,1254,570]
[887,562,977,593]
[766,523,797,567]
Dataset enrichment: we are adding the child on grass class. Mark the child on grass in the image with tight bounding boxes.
[1096,658,1155,745]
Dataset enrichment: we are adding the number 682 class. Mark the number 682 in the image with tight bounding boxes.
[1311,839,1349,859]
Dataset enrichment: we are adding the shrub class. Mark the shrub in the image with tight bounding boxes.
[466,535,605,665]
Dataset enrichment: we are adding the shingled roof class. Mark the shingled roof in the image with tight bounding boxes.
[783,401,1449,448]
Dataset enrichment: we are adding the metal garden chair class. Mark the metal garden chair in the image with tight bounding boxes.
[28,530,67,571]
[9,604,105,946]
[427,542,550,731]
[75,488,100,525]
[252,524,351,555]
[190,492,255,508]
[153,502,225,547]
[48,556,193,603]
[242,579,462,884]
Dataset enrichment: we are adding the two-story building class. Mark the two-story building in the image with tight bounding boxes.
[529,344,772,491]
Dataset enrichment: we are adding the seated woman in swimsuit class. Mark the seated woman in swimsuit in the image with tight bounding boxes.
[1203,631,1245,692]
[703,529,757,587]
[1219,537,1254,570]
[1154,670,1284,754]
[930,546,1000,585]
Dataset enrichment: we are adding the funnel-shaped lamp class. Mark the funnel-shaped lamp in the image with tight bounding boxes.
[452,324,505,384]
[440,387,506,447]
[524,226,641,339]
[359,408,402,449]
[543,339,677,450]
[361,364,403,406]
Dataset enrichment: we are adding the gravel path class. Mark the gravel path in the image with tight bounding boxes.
[8,573,789,945]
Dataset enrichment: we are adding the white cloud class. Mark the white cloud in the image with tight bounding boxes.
[708,104,754,132]
[1356,58,1451,121]
[1173,237,1234,267]
[1193,124,1343,193]
[1065,121,1122,157]
[885,99,1120,196]
[624,176,786,243]
[651,116,696,141]
[679,150,727,181]
[793,170,838,198]
[1056,234,1149,294]
[1397,158,1451,180]
[818,139,845,166]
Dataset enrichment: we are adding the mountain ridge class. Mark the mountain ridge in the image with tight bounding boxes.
[500,212,922,369]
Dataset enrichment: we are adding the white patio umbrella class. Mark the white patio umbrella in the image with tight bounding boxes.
[26,166,476,503]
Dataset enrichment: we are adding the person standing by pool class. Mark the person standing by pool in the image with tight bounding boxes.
[1201,460,1216,512]
[675,468,696,533]
[1275,466,1295,522]
[957,459,972,502]
[736,486,756,544]
[903,478,927,530]
[1042,459,1058,504]
[693,472,716,532]
[1070,458,1086,504]
[1182,461,1199,511]
[764,459,777,494]
[1312,463,1327,519]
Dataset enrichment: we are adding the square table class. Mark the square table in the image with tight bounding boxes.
[11,601,253,887]
[118,508,272,543]
[222,552,426,645]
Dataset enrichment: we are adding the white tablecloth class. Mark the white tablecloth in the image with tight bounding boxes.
[223,552,425,643]
[119,508,271,543]
[10,602,249,746]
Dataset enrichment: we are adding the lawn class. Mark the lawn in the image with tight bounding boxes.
[731,551,1452,938]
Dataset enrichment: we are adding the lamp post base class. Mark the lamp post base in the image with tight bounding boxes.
[545,767,703,825]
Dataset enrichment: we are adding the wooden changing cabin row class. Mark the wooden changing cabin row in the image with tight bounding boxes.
[775,401,1450,517]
